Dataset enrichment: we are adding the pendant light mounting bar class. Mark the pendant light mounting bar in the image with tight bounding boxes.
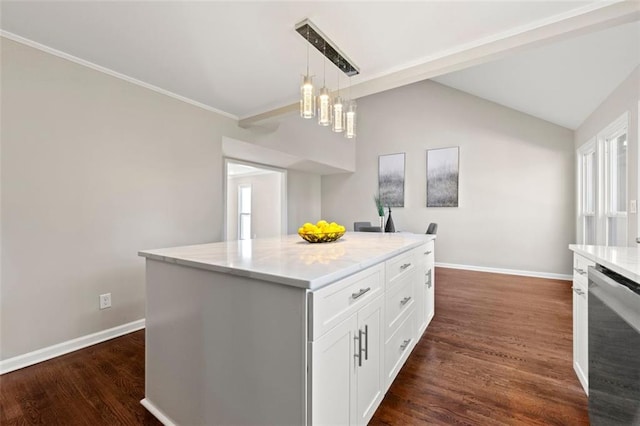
[295,19,360,77]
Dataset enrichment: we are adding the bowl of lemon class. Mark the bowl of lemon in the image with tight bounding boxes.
[298,220,346,243]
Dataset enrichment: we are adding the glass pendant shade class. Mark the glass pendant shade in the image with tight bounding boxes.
[345,100,357,139]
[300,75,315,119]
[332,96,344,133]
[318,86,332,126]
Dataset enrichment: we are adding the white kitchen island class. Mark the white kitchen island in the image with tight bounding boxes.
[139,232,436,426]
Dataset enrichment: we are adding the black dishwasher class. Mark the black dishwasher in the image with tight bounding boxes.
[588,265,640,426]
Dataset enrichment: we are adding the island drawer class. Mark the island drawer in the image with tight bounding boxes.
[573,254,594,285]
[309,263,384,341]
[417,241,435,268]
[384,272,415,338]
[385,308,416,389]
[386,250,416,289]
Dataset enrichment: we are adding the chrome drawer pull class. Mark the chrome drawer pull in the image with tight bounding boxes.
[351,287,371,300]
[572,287,585,296]
[400,263,411,270]
[400,339,412,351]
[363,325,369,361]
[424,251,432,255]
[400,296,412,306]
[573,267,586,276]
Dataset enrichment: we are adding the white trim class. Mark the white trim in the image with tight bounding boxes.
[0,30,238,121]
[0,319,145,375]
[141,398,177,426]
[435,262,572,281]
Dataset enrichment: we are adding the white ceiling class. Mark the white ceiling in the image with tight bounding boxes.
[0,0,640,126]
[433,21,640,129]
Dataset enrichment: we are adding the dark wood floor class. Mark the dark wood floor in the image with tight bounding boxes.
[1,268,588,425]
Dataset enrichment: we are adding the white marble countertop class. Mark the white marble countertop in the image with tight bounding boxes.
[569,244,640,283]
[140,233,436,290]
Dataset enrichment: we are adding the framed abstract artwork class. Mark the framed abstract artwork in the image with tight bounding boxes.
[427,147,459,207]
[378,153,405,207]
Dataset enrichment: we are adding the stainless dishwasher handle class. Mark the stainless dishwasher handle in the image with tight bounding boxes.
[351,287,371,299]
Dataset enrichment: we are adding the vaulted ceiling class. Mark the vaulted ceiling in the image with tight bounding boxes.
[1,1,638,130]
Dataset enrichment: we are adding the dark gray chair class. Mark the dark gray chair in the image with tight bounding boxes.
[354,221,372,231]
[360,226,382,232]
[426,223,438,235]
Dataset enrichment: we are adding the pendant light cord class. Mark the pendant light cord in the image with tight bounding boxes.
[323,41,326,86]
[306,27,310,75]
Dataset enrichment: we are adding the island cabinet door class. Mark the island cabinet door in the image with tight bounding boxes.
[311,314,357,426]
[356,295,385,426]
[415,242,435,336]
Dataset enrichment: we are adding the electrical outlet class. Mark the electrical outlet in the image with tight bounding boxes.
[99,293,111,310]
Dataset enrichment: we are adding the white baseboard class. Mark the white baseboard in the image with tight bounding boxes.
[0,319,145,375]
[435,262,572,281]
[141,398,177,426]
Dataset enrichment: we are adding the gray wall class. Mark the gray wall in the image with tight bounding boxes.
[322,80,576,276]
[574,66,639,245]
[287,170,322,234]
[0,38,253,359]
[226,172,283,240]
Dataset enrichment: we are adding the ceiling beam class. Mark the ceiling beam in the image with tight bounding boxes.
[238,1,639,128]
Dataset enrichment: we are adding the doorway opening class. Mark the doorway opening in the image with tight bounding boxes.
[224,159,287,241]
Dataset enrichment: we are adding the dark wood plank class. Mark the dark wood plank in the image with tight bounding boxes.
[370,268,589,426]
[0,330,161,426]
[0,268,588,425]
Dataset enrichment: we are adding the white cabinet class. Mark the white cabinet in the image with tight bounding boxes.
[415,241,435,336]
[310,240,438,425]
[311,294,385,426]
[311,313,357,426]
[572,253,593,394]
[310,264,386,426]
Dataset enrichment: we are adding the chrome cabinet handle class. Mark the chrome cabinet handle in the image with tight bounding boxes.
[400,263,411,270]
[426,269,432,288]
[572,287,585,296]
[573,267,587,276]
[400,296,412,306]
[351,287,371,299]
[400,339,412,351]
[424,251,432,255]
[355,326,368,367]
[363,325,369,361]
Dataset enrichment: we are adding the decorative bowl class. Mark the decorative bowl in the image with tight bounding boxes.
[298,230,345,243]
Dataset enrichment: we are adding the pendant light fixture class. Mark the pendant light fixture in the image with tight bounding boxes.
[332,60,344,133]
[295,19,359,137]
[317,41,332,126]
[344,77,357,139]
[300,26,315,119]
